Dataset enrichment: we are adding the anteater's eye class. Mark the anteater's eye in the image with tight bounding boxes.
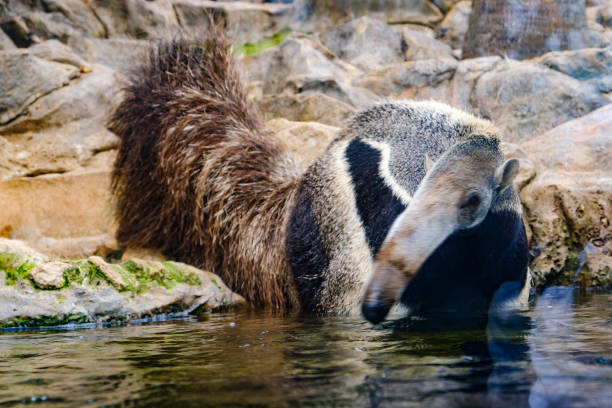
[461,193,481,211]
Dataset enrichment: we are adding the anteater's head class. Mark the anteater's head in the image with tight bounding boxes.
[361,135,520,324]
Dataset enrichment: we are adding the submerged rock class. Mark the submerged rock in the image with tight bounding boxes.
[0,239,245,329]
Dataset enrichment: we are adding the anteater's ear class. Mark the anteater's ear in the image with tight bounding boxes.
[494,158,519,194]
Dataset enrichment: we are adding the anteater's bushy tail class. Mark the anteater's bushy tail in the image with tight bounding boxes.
[110,24,302,310]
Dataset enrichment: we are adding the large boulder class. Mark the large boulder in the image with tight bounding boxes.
[399,26,455,61]
[90,0,179,39]
[0,63,122,177]
[72,38,149,73]
[245,34,377,109]
[0,238,245,328]
[518,104,612,288]
[473,60,609,142]
[356,58,457,100]
[0,50,79,124]
[321,16,404,71]
[531,47,612,94]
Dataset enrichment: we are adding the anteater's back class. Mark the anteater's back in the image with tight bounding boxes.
[109,25,302,310]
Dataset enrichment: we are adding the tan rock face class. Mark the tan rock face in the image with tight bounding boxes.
[266,118,340,166]
[260,92,356,127]
[321,16,405,71]
[0,170,116,243]
[518,104,612,287]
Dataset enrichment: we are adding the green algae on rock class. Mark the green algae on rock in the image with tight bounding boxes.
[0,238,245,329]
[233,27,292,56]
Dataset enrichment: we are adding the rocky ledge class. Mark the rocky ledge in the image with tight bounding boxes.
[0,238,245,329]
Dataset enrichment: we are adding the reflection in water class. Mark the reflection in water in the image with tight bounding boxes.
[0,290,610,407]
[528,287,612,407]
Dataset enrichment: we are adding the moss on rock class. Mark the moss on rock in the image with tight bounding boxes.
[0,313,91,329]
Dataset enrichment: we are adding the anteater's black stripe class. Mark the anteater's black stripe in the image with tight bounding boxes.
[286,182,329,312]
[345,139,407,255]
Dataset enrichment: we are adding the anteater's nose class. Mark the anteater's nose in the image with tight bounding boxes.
[362,301,391,324]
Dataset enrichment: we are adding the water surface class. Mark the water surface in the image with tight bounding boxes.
[0,289,610,407]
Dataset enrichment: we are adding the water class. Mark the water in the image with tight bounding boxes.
[0,290,609,408]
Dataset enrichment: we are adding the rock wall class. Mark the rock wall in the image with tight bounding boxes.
[0,0,610,320]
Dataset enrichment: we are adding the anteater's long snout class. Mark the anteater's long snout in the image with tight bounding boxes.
[362,253,414,324]
[361,202,457,324]
[361,261,400,324]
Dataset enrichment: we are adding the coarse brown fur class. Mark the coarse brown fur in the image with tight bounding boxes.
[110,24,301,310]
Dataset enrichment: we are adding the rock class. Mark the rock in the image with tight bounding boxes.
[91,0,178,39]
[392,23,437,38]
[0,136,20,181]
[473,59,609,142]
[259,92,357,127]
[249,35,377,108]
[121,247,167,263]
[430,0,461,14]
[0,238,48,266]
[29,261,70,289]
[0,239,245,328]
[40,0,106,38]
[531,47,612,94]
[519,104,612,288]
[0,64,121,177]
[173,0,292,44]
[72,38,149,73]
[356,59,457,100]
[400,27,455,61]
[437,0,472,50]
[0,16,32,48]
[321,16,404,71]
[266,118,340,166]
[21,11,87,44]
[0,170,115,244]
[88,255,126,290]
[298,0,443,30]
[0,50,79,124]
[587,3,612,28]
[34,234,118,260]
[28,39,88,68]
[0,27,15,50]
[449,56,501,110]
